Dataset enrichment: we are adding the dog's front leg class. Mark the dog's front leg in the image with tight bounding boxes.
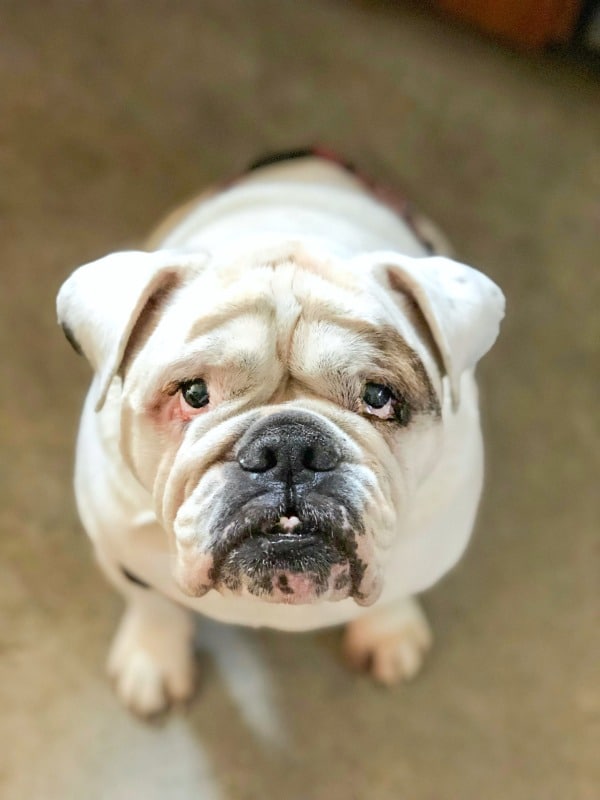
[96,549,196,716]
[343,597,433,685]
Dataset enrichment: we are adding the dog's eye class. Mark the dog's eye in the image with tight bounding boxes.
[180,379,209,409]
[363,383,392,409]
[362,382,411,425]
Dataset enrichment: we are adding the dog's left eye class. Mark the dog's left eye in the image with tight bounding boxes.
[363,383,392,409]
[362,382,411,425]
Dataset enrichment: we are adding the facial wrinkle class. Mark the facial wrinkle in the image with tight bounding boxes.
[271,262,303,368]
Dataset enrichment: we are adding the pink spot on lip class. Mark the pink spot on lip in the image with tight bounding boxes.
[272,571,319,602]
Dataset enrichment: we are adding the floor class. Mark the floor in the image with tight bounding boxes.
[1,2,598,798]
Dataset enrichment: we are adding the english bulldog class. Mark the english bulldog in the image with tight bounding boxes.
[57,149,505,715]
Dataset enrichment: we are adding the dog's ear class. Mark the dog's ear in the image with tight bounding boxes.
[362,253,505,409]
[57,250,206,411]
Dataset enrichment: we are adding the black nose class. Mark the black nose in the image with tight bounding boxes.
[237,411,342,482]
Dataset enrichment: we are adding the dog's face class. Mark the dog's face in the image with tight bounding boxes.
[58,241,504,607]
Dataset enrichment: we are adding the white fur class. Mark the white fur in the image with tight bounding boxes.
[58,157,504,712]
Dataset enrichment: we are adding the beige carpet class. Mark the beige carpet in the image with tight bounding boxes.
[1,2,598,798]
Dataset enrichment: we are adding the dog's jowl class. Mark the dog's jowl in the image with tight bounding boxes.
[58,151,504,714]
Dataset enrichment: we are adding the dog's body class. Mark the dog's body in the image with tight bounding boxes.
[58,153,504,714]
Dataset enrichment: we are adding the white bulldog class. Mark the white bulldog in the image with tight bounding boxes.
[57,151,505,715]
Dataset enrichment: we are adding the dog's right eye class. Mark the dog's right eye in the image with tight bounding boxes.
[180,379,209,409]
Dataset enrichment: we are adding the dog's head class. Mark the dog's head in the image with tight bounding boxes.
[58,239,504,606]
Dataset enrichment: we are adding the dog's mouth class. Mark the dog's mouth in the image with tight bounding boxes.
[207,506,371,605]
[174,492,383,606]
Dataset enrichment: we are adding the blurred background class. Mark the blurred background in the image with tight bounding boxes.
[1,2,598,798]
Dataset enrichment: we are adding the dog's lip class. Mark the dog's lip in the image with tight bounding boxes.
[219,518,319,560]
[210,514,333,584]
[238,531,320,553]
[221,506,311,547]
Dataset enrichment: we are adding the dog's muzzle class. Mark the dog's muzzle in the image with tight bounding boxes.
[196,410,374,605]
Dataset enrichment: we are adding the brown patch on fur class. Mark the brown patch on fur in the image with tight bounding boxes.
[274,320,439,421]
[361,324,440,416]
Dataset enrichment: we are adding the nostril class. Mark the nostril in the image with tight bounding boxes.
[238,445,278,473]
[262,447,278,471]
[302,442,341,472]
[302,446,315,470]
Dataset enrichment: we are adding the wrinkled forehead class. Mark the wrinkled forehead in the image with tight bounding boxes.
[178,260,404,355]
[136,257,431,398]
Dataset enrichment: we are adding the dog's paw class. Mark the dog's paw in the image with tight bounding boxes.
[343,597,432,686]
[107,605,196,717]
